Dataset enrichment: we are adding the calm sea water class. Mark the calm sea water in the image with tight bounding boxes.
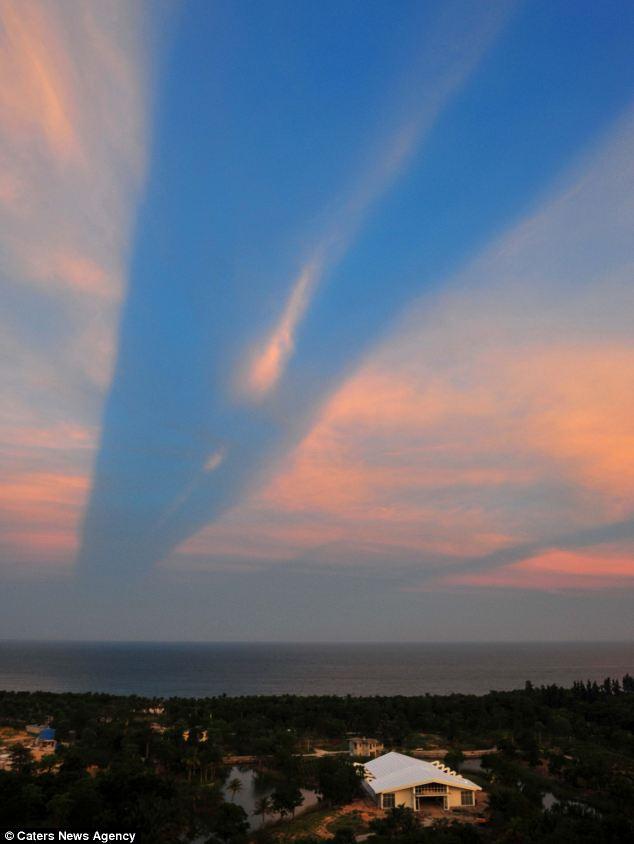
[0,641,632,698]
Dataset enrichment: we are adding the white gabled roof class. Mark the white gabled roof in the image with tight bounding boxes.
[363,751,480,793]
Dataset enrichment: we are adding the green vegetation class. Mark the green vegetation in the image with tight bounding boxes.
[326,810,366,836]
[0,675,632,841]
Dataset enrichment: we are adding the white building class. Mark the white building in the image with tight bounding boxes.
[362,751,480,812]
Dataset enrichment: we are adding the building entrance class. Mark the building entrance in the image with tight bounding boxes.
[415,795,447,811]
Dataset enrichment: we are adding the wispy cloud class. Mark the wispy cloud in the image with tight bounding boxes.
[177,106,634,591]
[0,0,160,576]
[242,1,515,399]
[246,258,323,397]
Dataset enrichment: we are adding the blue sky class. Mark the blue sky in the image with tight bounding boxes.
[1,0,633,640]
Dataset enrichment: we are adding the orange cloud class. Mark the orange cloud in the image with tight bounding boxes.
[440,545,634,591]
[0,471,88,508]
[246,260,321,398]
[510,346,634,502]
[260,335,634,526]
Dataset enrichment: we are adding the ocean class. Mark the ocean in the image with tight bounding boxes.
[0,641,632,698]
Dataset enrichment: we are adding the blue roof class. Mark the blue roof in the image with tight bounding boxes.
[38,728,55,741]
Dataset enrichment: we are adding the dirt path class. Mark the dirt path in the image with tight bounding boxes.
[311,799,382,838]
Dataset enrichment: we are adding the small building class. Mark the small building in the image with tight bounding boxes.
[362,751,480,812]
[26,723,48,736]
[349,737,384,758]
[34,727,57,753]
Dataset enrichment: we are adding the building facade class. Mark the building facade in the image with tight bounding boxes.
[349,737,384,757]
[362,751,480,812]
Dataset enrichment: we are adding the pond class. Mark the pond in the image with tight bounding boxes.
[221,766,320,829]
[541,792,600,816]
[542,791,558,810]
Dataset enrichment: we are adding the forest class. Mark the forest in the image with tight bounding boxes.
[0,676,633,842]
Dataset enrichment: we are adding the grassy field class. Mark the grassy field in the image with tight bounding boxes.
[268,805,369,840]
[268,806,332,839]
[326,810,367,835]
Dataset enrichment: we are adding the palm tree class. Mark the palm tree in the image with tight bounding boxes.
[254,795,272,827]
[227,776,243,802]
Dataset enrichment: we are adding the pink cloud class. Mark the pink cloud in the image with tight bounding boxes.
[26,251,118,299]
[175,338,634,575]
[0,470,89,574]
[438,545,634,591]
[0,0,81,161]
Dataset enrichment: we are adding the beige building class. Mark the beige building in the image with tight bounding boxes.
[349,737,384,757]
[362,751,480,812]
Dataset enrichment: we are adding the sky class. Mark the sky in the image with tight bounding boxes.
[0,0,633,641]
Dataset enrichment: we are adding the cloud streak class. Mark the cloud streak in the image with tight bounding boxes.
[243,1,515,399]
[246,258,323,397]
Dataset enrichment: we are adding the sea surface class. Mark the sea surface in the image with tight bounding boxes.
[0,641,632,698]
